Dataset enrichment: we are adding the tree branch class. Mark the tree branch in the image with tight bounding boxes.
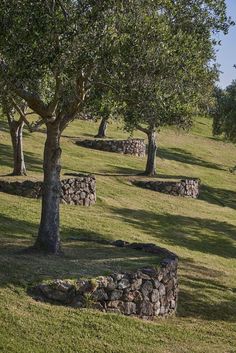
[136,124,149,134]
[0,58,51,119]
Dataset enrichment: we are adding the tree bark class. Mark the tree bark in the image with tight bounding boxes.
[34,121,62,254]
[95,117,108,138]
[145,129,157,176]
[9,120,27,176]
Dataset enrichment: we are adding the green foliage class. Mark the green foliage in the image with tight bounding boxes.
[99,0,232,133]
[212,81,236,143]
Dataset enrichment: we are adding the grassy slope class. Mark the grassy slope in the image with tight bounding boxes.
[0,116,236,353]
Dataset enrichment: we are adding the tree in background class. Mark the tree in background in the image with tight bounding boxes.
[0,90,31,175]
[213,81,236,142]
[212,80,236,171]
[102,0,232,176]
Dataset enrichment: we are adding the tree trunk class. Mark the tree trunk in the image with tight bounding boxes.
[9,120,27,176]
[145,129,157,176]
[34,121,62,254]
[95,117,108,138]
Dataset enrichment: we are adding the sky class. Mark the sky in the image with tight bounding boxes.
[215,0,236,88]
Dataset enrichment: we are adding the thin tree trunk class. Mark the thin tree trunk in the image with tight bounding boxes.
[145,129,157,176]
[9,120,27,176]
[95,117,108,138]
[34,121,62,254]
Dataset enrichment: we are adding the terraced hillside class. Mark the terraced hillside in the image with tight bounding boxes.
[0,116,236,353]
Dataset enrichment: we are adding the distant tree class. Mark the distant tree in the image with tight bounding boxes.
[212,80,236,171]
[0,90,31,175]
[95,117,109,138]
[212,81,236,142]
[103,0,232,176]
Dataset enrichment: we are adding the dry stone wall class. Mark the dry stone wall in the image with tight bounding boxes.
[133,179,200,198]
[0,175,96,206]
[76,138,146,157]
[31,241,178,320]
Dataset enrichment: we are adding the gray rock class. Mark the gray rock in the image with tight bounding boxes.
[150,289,159,303]
[91,288,108,301]
[109,290,123,301]
[117,278,130,290]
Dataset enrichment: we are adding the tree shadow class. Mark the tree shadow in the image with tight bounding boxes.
[0,214,159,289]
[158,147,224,171]
[200,184,236,210]
[109,208,236,259]
[177,258,236,322]
[0,143,42,174]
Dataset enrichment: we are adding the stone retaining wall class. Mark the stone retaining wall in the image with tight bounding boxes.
[0,175,96,206]
[76,138,146,157]
[31,241,178,320]
[133,179,200,198]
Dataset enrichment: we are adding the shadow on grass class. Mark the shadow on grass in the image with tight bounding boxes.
[200,184,236,210]
[158,147,224,171]
[178,258,236,322]
[110,207,236,259]
[0,213,236,322]
[0,214,159,288]
[0,143,42,175]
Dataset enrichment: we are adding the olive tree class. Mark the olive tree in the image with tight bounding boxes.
[104,0,232,175]
[0,91,29,175]
[212,81,236,142]
[0,0,123,254]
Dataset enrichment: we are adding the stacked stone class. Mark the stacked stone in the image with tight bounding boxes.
[60,176,96,206]
[31,241,178,320]
[0,175,96,206]
[0,180,42,198]
[133,179,200,198]
[76,138,146,157]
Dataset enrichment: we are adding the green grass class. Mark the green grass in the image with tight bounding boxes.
[0,116,236,353]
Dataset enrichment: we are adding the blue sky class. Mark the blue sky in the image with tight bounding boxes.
[215,0,236,87]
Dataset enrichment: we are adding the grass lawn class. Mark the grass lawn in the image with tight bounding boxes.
[0,116,236,353]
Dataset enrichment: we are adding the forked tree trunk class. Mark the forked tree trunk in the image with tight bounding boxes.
[95,117,108,138]
[34,121,62,254]
[9,120,27,176]
[145,129,157,176]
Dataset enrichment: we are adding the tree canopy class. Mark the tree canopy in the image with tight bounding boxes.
[212,80,236,143]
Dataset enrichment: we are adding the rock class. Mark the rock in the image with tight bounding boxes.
[131,278,142,290]
[91,288,108,301]
[150,289,159,303]
[117,278,130,290]
[139,301,153,317]
[124,302,136,315]
[109,290,123,301]
[39,284,71,303]
[141,281,153,298]
[159,284,166,296]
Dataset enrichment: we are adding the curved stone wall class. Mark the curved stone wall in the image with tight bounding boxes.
[31,241,178,320]
[0,175,96,206]
[76,138,146,157]
[133,179,200,198]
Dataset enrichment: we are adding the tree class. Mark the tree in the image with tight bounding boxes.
[0,0,123,254]
[212,80,236,171]
[95,117,109,138]
[212,81,236,142]
[102,0,232,176]
[0,90,32,175]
